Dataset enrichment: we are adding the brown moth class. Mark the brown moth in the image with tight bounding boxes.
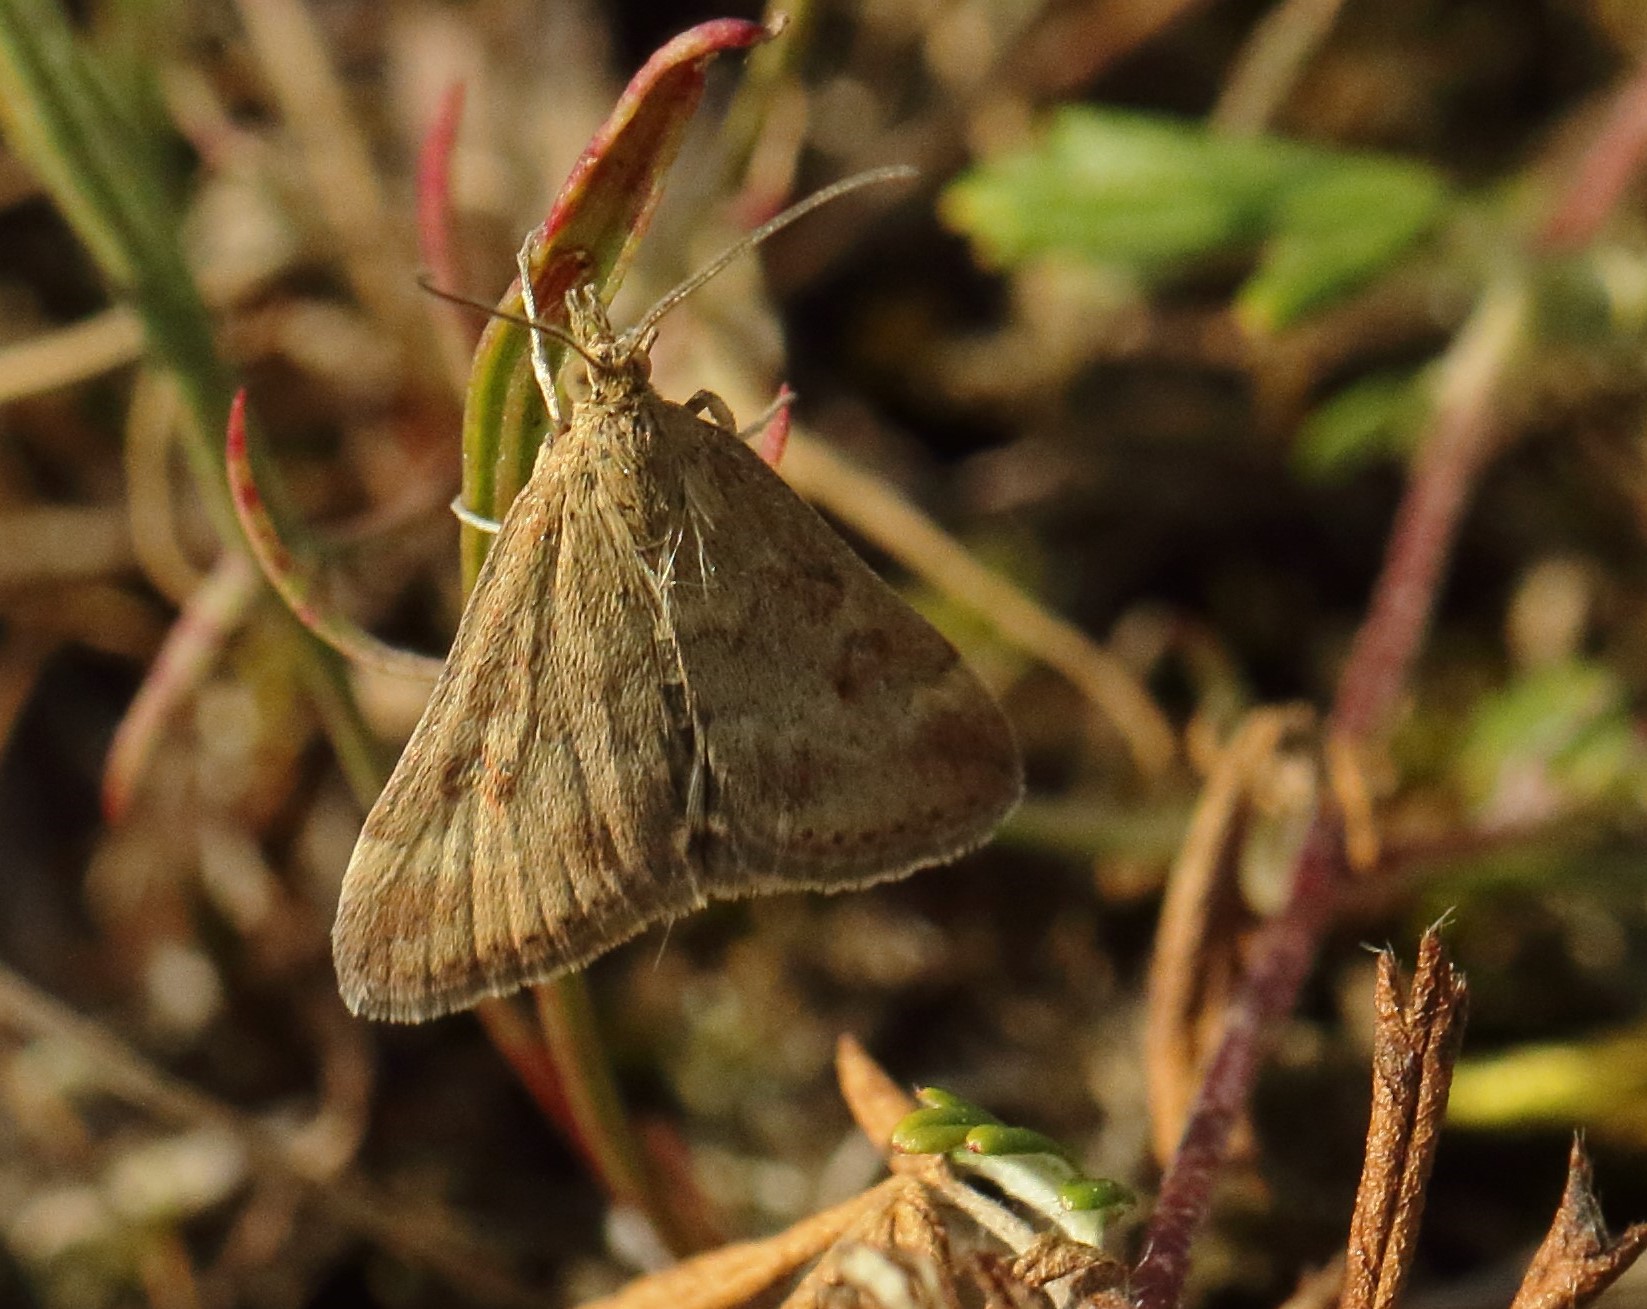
[334,206,1022,1022]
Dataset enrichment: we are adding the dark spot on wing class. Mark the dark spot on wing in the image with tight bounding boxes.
[440,753,475,799]
[791,563,846,624]
[483,759,518,806]
[833,629,897,701]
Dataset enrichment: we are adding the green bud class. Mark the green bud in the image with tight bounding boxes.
[1058,1178,1135,1212]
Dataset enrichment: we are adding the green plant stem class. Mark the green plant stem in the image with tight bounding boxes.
[532,978,672,1229]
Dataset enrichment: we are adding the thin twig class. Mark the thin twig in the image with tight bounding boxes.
[1212,0,1350,137]
[1539,57,1647,252]
[0,304,142,402]
[102,553,260,823]
[124,369,207,604]
[0,505,134,585]
[1144,706,1313,1163]
[1330,281,1527,739]
[230,0,423,351]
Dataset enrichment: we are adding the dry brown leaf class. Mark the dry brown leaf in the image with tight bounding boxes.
[579,1178,913,1309]
[837,1034,918,1154]
[1509,1138,1647,1309]
[1145,705,1314,1162]
[1342,927,1468,1309]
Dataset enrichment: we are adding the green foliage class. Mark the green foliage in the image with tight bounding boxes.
[943,108,1453,331]
[1459,659,1647,810]
[1294,368,1431,479]
[891,1087,1133,1245]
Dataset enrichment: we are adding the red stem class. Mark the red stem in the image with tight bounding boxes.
[1131,818,1341,1309]
[1126,282,1525,1309]
[1539,57,1647,253]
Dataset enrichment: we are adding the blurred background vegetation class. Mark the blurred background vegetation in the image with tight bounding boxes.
[2,0,1647,1307]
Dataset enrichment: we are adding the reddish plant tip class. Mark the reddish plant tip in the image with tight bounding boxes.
[756,385,794,469]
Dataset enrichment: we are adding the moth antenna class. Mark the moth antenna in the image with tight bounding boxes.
[415,274,604,370]
[631,164,918,341]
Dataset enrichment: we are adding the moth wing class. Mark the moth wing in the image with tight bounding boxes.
[665,404,1023,894]
[333,456,701,1022]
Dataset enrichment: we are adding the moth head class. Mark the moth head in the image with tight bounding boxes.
[564,285,655,396]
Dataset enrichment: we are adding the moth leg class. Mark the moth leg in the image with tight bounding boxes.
[515,237,565,432]
[735,389,795,442]
[738,390,794,472]
[683,390,737,433]
[450,496,501,534]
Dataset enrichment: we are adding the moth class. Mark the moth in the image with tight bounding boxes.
[334,181,1023,1022]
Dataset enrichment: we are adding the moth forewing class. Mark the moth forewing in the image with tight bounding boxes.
[334,288,1022,1024]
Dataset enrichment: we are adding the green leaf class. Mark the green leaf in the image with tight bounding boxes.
[1241,160,1450,330]
[1459,659,1641,806]
[1294,368,1430,479]
[963,1123,1075,1161]
[944,110,1298,272]
[1058,1177,1135,1213]
[890,1092,1004,1155]
[890,1120,974,1155]
[944,108,1452,325]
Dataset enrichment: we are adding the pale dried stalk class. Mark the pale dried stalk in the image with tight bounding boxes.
[230,0,426,358]
[1144,705,1314,1162]
[1341,929,1468,1309]
[1212,0,1350,136]
[0,305,143,403]
[124,369,207,603]
[0,505,134,585]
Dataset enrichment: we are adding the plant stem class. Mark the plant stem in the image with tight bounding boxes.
[1127,279,1527,1309]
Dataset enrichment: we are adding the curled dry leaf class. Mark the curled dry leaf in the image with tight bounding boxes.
[838,1034,919,1154]
[1145,705,1315,1162]
[1509,1139,1647,1309]
[1342,926,1468,1309]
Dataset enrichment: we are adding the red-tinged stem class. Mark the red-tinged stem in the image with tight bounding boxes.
[416,81,480,391]
[531,982,666,1233]
[473,999,576,1142]
[416,82,465,297]
[1126,280,1528,1309]
[1539,57,1647,253]
[103,554,258,823]
[1330,282,1525,737]
[225,389,445,681]
[1131,817,1342,1309]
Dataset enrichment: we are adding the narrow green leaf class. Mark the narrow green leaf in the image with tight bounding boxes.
[1058,1177,1135,1212]
[1241,160,1449,330]
[1294,368,1430,480]
[963,1123,1075,1161]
